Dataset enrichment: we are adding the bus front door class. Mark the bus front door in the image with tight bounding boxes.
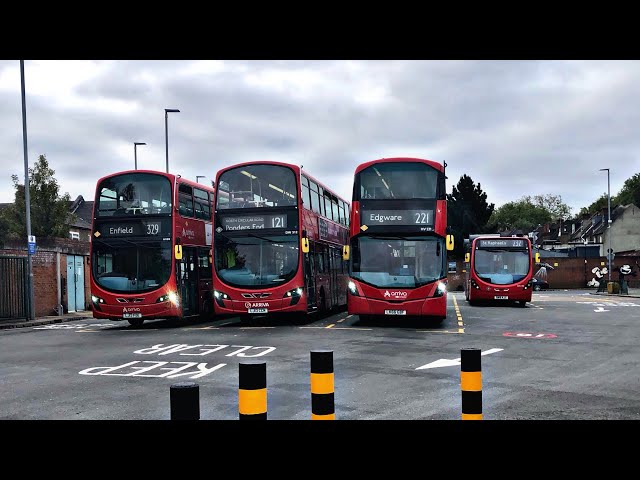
[304,251,317,311]
[177,247,199,317]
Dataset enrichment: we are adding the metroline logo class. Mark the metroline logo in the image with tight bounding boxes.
[384,291,408,298]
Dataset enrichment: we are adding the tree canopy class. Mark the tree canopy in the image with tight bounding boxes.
[523,194,571,220]
[447,174,495,258]
[615,173,640,208]
[1,154,74,240]
[579,193,609,216]
[487,198,553,232]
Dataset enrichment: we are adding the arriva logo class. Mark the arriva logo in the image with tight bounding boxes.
[123,307,141,313]
[384,291,408,298]
[245,302,269,309]
[182,227,196,238]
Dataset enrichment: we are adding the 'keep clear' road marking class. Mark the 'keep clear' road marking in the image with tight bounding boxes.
[416,348,503,370]
[452,294,465,334]
[78,344,277,380]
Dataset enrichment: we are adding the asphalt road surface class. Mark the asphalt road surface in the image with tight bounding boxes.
[1,289,639,420]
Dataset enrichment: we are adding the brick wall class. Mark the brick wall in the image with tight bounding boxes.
[1,238,91,317]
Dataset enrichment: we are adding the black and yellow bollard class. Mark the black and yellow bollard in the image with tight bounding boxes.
[460,348,482,420]
[239,361,267,420]
[170,382,200,420]
[310,350,335,420]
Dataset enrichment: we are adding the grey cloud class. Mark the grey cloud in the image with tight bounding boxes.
[1,60,640,216]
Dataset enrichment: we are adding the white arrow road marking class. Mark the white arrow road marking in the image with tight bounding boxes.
[416,348,504,370]
[594,307,609,312]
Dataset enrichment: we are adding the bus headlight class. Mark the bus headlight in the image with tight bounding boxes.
[348,281,359,296]
[283,287,304,306]
[433,282,447,297]
[283,287,303,298]
[214,290,230,307]
[157,291,180,307]
[91,295,105,304]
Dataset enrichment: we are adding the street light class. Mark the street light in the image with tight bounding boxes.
[599,168,612,282]
[165,108,180,173]
[196,175,205,183]
[134,142,146,170]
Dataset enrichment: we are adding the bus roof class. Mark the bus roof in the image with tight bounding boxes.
[353,157,444,176]
[215,160,349,206]
[94,169,213,192]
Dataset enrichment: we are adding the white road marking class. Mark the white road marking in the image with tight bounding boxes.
[416,348,503,370]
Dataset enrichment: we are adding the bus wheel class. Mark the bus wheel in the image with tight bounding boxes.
[127,318,144,327]
[517,301,527,308]
[429,316,445,327]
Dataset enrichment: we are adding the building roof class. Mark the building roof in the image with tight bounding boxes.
[68,195,94,223]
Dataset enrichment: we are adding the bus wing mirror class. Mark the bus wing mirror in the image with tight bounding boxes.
[464,252,470,263]
[301,238,310,254]
[535,252,540,263]
[342,245,350,261]
[175,245,183,260]
[446,234,455,251]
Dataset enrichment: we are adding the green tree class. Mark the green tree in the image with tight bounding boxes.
[0,214,8,247]
[447,174,495,258]
[579,193,609,216]
[615,173,640,207]
[2,154,74,240]
[523,194,572,220]
[487,198,552,232]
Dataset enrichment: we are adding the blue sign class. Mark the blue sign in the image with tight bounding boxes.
[28,242,36,255]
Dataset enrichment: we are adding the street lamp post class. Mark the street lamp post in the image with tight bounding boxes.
[20,60,35,320]
[196,176,205,184]
[134,142,146,170]
[599,168,612,282]
[164,109,180,173]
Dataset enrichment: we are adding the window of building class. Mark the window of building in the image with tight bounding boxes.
[70,231,80,240]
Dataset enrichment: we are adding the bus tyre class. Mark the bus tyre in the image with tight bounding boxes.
[127,318,144,327]
[517,301,527,308]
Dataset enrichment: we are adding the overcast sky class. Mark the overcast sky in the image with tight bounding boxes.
[1,60,639,215]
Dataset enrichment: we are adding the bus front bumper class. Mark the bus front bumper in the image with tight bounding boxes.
[92,302,182,320]
[348,294,447,318]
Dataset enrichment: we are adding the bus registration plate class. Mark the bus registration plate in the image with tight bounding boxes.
[248,308,268,314]
[385,310,407,315]
[494,296,509,300]
[123,313,142,319]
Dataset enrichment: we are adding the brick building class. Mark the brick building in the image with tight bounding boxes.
[1,195,94,318]
[2,238,90,316]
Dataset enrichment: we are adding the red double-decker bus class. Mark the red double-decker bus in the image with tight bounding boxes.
[346,157,454,324]
[463,234,537,307]
[212,161,350,320]
[90,170,215,326]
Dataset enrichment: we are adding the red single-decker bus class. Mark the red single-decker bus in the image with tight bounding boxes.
[464,234,535,307]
